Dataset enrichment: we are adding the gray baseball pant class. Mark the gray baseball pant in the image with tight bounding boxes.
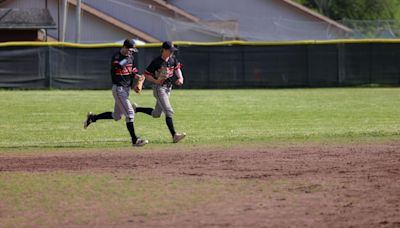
[151,84,174,118]
[111,85,135,123]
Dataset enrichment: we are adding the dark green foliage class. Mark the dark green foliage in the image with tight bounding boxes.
[293,0,400,20]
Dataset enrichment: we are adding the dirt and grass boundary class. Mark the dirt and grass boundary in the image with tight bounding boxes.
[1,143,399,227]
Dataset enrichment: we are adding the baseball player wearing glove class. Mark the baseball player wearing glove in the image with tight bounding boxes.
[83,39,148,147]
[135,41,186,143]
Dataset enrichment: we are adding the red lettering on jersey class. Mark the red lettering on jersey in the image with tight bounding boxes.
[114,64,135,76]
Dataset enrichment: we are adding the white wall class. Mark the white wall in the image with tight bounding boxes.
[61,3,133,43]
[83,0,223,42]
[170,0,347,41]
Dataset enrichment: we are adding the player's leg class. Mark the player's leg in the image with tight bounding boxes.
[151,100,163,118]
[164,88,185,143]
[134,86,159,116]
[110,85,124,121]
[115,86,148,146]
[153,85,173,119]
[84,89,116,129]
[155,86,185,143]
[93,112,114,122]
[147,85,162,118]
[83,111,114,129]
[135,107,154,115]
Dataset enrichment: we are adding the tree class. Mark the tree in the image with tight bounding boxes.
[293,0,400,20]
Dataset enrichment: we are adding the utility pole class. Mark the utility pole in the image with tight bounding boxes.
[61,0,68,42]
[45,0,48,41]
[75,0,81,43]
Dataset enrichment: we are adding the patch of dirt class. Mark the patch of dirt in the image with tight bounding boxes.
[1,143,400,227]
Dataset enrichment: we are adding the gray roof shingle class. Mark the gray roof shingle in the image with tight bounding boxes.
[0,8,56,29]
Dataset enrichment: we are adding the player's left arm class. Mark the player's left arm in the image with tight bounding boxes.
[174,61,184,86]
[130,59,145,93]
[133,74,145,93]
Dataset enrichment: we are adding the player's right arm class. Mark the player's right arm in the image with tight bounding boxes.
[144,59,165,85]
[144,73,164,85]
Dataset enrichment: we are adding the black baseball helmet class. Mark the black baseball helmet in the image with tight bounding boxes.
[123,39,138,52]
[162,41,178,51]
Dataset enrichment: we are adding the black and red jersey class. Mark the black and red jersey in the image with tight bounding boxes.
[110,51,138,87]
[144,55,182,84]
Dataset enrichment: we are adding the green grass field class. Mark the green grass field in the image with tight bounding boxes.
[0,172,245,226]
[1,88,400,227]
[0,88,399,150]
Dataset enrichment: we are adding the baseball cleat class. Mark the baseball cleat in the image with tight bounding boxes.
[173,132,186,143]
[83,112,94,129]
[133,138,149,147]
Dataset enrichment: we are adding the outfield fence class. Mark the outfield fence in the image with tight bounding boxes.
[0,40,399,89]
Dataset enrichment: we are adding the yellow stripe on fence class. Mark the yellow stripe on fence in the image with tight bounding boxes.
[1,39,400,48]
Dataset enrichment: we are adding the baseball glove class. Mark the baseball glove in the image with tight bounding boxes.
[134,75,145,93]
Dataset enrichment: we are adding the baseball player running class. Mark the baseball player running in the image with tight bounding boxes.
[83,39,148,147]
[135,41,186,143]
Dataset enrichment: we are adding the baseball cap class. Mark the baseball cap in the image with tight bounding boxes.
[123,39,138,52]
[162,41,178,51]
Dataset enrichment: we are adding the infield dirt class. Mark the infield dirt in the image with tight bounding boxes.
[1,144,399,227]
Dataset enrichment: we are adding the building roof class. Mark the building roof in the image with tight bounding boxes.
[151,0,351,33]
[150,0,200,23]
[0,8,56,29]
